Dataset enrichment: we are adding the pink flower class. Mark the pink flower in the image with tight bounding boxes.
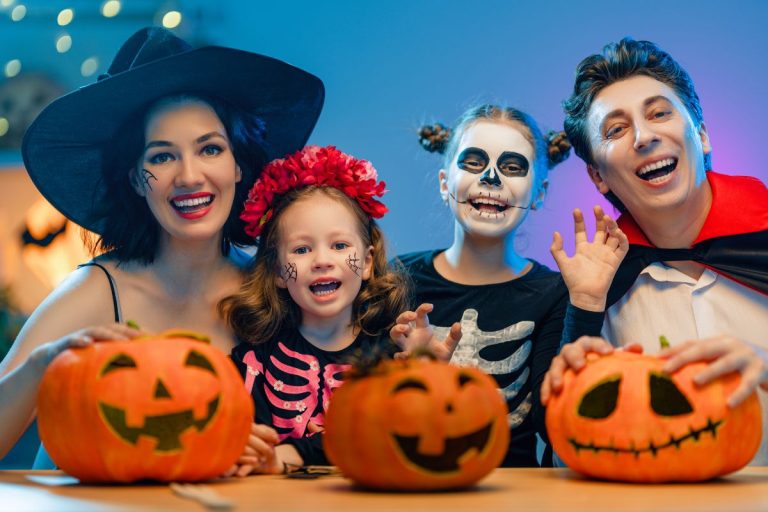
[240,145,388,238]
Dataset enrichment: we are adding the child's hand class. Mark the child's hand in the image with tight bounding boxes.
[551,206,628,312]
[223,423,281,477]
[390,303,462,362]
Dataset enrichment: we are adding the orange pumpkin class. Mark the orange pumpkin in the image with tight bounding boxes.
[546,351,762,482]
[324,357,509,490]
[37,331,253,483]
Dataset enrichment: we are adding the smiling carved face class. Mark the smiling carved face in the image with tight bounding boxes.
[37,334,254,483]
[324,358,509,490]
[545,351,762,483]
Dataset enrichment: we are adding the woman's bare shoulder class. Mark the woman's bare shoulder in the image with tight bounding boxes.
[0,263,123,374]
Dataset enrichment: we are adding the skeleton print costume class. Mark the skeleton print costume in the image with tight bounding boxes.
[231,330,395,465]
[398,250,568,467]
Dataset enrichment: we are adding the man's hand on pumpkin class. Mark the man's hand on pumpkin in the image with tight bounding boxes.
[390,303,461,362]
[660,336,768,408]
[30,323,141,369]
[550,206,628,312]
[540,336,644,405]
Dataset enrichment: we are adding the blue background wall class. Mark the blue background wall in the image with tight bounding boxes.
[210,0,768,267]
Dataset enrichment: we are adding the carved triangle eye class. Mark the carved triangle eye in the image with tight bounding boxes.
[649,372,693,416]
[577,375,621,419]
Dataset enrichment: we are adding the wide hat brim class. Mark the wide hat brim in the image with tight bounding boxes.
[22,45,324,234]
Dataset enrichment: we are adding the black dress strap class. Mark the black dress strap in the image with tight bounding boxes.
[77,261,123,323]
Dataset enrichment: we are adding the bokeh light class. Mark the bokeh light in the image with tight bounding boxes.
[56,34,72,53]
[80,57,99,77]
[101,0,120,18]
[161,10,182,28]
[4,59,21,78]
[10,4,25,21]
[57,8,74,26]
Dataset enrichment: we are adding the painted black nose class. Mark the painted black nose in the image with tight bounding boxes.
[479,167,502,186]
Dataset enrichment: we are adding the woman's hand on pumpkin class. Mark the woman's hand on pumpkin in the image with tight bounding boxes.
[390,303,461,362]
[540,336,616,405]
[29,323,141,369]
[660,336,768,407]
[550,206,628,312]
[224,423,280,477]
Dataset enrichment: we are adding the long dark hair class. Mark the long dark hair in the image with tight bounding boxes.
[89,94,267,264]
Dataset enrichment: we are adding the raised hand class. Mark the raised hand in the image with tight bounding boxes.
[390,303,462,362]
[661,336,768,408]
[551,205,629,311]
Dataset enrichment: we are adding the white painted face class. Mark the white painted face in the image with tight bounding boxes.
[440,120,540,239]
[585,75,711,220]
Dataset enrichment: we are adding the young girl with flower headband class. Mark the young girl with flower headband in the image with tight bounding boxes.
[220,145,460,475]
[394,104,589,467]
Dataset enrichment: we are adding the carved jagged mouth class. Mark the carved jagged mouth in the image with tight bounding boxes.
[98,396,220,452]
[568,418,723,457]
[392,422,492,472]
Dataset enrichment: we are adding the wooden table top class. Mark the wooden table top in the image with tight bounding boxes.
[2,467,767,512]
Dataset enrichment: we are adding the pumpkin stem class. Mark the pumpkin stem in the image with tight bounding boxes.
[410,347,438,361]
[659,335,671,350]
[160,330,212,343]
[126,319,140,330]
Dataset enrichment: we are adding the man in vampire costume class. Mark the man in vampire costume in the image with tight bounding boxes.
[541,37,768,465]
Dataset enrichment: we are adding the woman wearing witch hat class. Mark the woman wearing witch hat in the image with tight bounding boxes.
[0,27,324,463]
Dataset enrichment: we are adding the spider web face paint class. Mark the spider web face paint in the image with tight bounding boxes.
[141,168,158,191]
[281,262,298,282]
[346,252,361,276]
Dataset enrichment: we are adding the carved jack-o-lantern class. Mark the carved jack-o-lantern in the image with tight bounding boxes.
[37,331,253,483]
[324,358,509,490]
[546,352,762,482]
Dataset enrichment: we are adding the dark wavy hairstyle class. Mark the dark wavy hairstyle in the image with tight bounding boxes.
[563,37,710,211]
[89,94,268,264]
[220,186,412,344]
[419,104,571,197]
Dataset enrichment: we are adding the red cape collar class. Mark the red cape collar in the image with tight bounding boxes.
[617,171,768,247]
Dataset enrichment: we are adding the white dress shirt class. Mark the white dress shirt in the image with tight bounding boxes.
[604,263,768,466]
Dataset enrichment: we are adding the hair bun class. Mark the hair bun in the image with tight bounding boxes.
[418,123,451,154]
[546,130,572,168]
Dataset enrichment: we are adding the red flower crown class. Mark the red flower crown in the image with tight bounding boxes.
[241,145,388,238]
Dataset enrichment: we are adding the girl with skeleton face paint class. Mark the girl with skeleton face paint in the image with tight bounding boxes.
[395,105,576,467]
[444,120,539,241]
